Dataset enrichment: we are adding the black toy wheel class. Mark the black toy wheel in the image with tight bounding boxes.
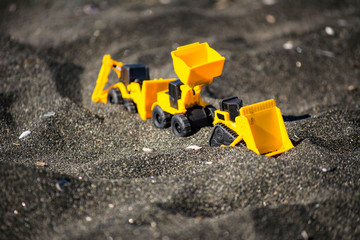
[107,88,123,104]
[171,114,192,137]
[152,105,171,129]
[205,105,216,125]
[124,100,137,113]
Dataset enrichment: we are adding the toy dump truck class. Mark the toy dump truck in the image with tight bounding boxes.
[209,97,294,156]
[92,42,225,137]
[152,42,225,137]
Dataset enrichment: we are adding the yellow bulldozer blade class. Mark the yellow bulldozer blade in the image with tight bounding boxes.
[237,99,294,157]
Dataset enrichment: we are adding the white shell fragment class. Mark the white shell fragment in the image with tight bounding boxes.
[186,145,202,150]
[142,148,153,153]
[43,111,56,117]
[19,130,31,139]
[321,50,335,58]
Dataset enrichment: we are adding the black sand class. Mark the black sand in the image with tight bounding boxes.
[1,0,359,239]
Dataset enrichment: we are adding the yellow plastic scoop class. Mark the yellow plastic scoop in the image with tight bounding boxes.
[171,42,225,88]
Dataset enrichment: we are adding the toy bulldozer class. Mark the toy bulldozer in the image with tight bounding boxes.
[209,97,294,157]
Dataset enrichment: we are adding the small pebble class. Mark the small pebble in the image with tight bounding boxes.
[128,218,135,224]
[283,41,293,50]
[143,9,153,16]
[93,30,100,37]
[348,85,356,91]
[215,0,229,10]
[9,4,17,12]
[186,145,202,150]
[296,47,302,53]
[321,167,336,172]
[143,148,153,153]
[265,14,276,24]
[86,216,92,222]
[301,230,309,240]
[262,0,276,5]
[205,161,213,165]
[56,179,70,191]
[19,130,31,139]
[36,162,47,167]
[337,19,347,27]
[296,61,302,68]
[325,26,335,36]
[83,4,99,15]
[159,0,171,4]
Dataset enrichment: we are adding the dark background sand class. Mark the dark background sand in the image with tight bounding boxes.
[1,0,359,239]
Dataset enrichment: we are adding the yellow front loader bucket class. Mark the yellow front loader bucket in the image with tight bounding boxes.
[171,42,225,88]
[237,99,294,157]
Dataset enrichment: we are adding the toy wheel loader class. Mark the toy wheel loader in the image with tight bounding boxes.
[209,97,294,157]
[151,42,225,137]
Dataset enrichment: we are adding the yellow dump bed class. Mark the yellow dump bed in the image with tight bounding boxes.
[171,42,225,88]
[133,78,175,120]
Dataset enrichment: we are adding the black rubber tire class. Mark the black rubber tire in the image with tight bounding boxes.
[171,114,192,137]
[152,105,171,129]
[107,88,123,104]
[205,105,216,126]
[124,100,137,113]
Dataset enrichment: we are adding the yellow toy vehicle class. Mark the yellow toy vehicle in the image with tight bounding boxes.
[209,97,294,156]
[152,42,225,137]
[92,42,225,137]
[91,55,175,120]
